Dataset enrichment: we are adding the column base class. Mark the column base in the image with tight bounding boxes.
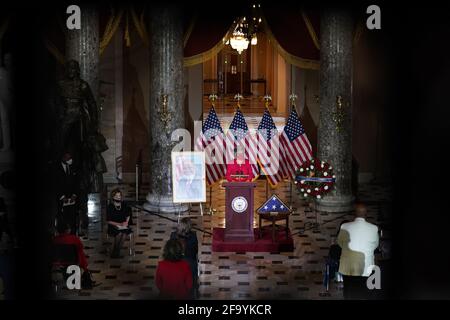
[144,193,189,214]
[315,195,355,213]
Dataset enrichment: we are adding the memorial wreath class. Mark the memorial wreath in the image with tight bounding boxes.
[294,158,336,199]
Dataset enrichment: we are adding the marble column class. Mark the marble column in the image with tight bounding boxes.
[65,5,99,101]
[65,5,100,229]
[144,5,188,213]
[316,9,354,212]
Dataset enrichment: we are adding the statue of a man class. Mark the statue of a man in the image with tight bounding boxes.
[58,59,98,153]
[56,59,107,232]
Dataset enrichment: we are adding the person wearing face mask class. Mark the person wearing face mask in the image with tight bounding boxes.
[106,189,132,258]
[54,151,79,235]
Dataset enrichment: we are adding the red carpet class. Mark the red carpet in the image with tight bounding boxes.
[211,227,294,252]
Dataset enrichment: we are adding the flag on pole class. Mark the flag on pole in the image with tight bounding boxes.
[225,108,259,178]
[280,107,313,178]
[257,109,283,186]
[195,106,226,185]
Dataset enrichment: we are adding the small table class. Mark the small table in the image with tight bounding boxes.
[258,212,290,242]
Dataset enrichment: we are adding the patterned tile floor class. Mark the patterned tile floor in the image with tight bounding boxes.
[54,180,392,300]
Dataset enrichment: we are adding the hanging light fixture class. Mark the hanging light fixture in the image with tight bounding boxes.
[229,24,249,54]
[228,4,261,53]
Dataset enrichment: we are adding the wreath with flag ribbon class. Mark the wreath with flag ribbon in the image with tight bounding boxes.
[294,158,336,199]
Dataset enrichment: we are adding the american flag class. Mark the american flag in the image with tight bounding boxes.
[280,107,312,178]
[257,109,283,186]
[257,194,290,213]
[195,106,226,185]
[225,108,259,178]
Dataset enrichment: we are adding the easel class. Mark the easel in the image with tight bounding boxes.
[175,201,206,223]
[206,185,217,216]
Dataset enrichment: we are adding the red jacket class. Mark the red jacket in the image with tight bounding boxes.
[156,260,193,299]
[226,159,254,182]
[53,233,89,271]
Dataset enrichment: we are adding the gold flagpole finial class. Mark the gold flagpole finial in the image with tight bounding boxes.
[289,93,298,106]
[209,94,218,107]
[263,95,272,110]
[234,93,243,108]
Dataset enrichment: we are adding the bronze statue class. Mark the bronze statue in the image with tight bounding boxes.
[58,60,98,152]
[55,59,107,231]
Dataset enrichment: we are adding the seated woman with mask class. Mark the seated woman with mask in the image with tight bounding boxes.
[226,146,254,182]
[106,189,133,258]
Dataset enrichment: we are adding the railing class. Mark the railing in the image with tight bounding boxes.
[135,149,143,202]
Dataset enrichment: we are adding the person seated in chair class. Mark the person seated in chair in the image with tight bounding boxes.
[53,222,88,272]
[53,222,97,289]
[226,146,254,182]
[106,188,132,258]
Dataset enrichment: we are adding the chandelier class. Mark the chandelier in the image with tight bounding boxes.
[229,24,249,54]
[228,4,261,54]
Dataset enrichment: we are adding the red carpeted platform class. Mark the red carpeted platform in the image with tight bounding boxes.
[211,227,294,252]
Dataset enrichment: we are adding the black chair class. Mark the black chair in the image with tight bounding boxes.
[104,201,135,256]
[51,243,79,292]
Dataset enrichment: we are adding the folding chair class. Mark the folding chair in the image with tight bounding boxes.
[105,223,134,256]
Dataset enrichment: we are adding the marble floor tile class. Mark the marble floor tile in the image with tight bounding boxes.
[52,182,391,300]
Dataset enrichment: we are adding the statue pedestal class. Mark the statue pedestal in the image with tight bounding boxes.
[315,195,354,213]
[144,193,189,214]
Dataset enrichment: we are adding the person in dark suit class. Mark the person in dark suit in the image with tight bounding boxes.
[54,152,79,235]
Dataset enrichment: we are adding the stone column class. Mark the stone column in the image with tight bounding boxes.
[65,5,99,101]
[144,5,188,213]
[65,5,100,229]
[316,10,354,212]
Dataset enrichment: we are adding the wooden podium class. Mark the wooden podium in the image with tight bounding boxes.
[223,181,256,242]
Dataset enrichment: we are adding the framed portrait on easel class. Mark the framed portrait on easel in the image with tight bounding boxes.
[171,151,206,204]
